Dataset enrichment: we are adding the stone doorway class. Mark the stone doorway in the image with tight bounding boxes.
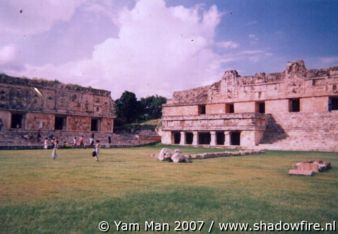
[329,96,338,111]
[185,132,193,144]
[256,102,265,114]
[91,118,100,131]
[216,131,225,145]
[230,131,241,145]
[173,131,180,144]
[198,132,211,145]
[55,116,66,130]
[11,113,24,129]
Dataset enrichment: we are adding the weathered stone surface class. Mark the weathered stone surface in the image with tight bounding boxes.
[171,151,190,163]
[288,160,331,176]
[156,148,263,162]
[0,74,115,146]
[157,148,191,163]
[161,60,338,152]
[157,148,174,161]
[189,149,264,159]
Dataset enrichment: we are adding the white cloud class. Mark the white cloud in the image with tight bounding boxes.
[19,0,224,98]
[0,45,16,65]
[0,0,84,35]
[217,41,239,49]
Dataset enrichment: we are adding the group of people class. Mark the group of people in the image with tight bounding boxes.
[43,135,101,161]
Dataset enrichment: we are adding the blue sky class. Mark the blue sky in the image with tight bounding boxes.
[0,0,337,98]
[169,0,338,73]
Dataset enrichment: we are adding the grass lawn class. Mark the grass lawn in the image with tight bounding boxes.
[0,145,337,233]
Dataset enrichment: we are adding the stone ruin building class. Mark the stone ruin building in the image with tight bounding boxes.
[161,60,338,152]
[0,74,115,146]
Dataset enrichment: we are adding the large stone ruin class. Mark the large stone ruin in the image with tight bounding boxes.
[161,60,338,152]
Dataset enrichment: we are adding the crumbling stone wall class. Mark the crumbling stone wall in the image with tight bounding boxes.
[166,60,338,110]
[66,116,91,132]
[162,61,338,151]
[0,75,115,118]
[260,112,338,151]
[25,113,54,130]
[0,74,115,145]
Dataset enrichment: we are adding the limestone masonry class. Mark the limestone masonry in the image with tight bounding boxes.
[161,60,338,152]
[0,74,115,146]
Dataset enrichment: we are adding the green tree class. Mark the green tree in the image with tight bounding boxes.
[115,91,140,125]
[139,95,167,120]
[115,91,167,127]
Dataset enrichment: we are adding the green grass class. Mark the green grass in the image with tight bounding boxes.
[116,119,160,132]
[0,146,337,233]
[140,118,160,126]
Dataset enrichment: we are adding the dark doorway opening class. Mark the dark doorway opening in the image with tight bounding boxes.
[55,116,66,130]
[216,131,225,145]
[91,118,100,131]
[185,132,193,144]
[173,131,180,144]
[289,98,300,112]
[256,102,265,113]
[225,103,234,113]
[11,113,23,129]
[198,105,206,115]
[230,131,241,146]
[329,96,338,111]
[198,132,211,145]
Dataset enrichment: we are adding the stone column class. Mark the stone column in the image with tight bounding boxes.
[224,131,230,146]
[210,131,216,146]
[192,131,198,146]
[180,131,186,145]
[167,131,173,144]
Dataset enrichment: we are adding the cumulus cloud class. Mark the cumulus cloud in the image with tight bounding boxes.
[0,0,83,35]
[20,0,224,98]
[0,45,16,65]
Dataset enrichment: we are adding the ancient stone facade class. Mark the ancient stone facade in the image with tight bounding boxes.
[161,61,338,152]
[0,74,115,145]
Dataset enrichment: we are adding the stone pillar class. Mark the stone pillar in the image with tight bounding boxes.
[210,131,216,146]
[180,131,186,145]
[169,131,173,144]
[224,131,230,146]
[192,131,198,146]
[160,131,172,145]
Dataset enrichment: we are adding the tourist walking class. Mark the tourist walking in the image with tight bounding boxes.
[93,140,100,161]
[89,133,95,146]
[79,135,84,147]
[73,136,77,147]
[51,138,58,160]
[43,137,48,149]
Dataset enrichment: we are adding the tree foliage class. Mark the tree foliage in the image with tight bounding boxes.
[115,91,166,126]
[115,91,140,124]
[139,95,167,120]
